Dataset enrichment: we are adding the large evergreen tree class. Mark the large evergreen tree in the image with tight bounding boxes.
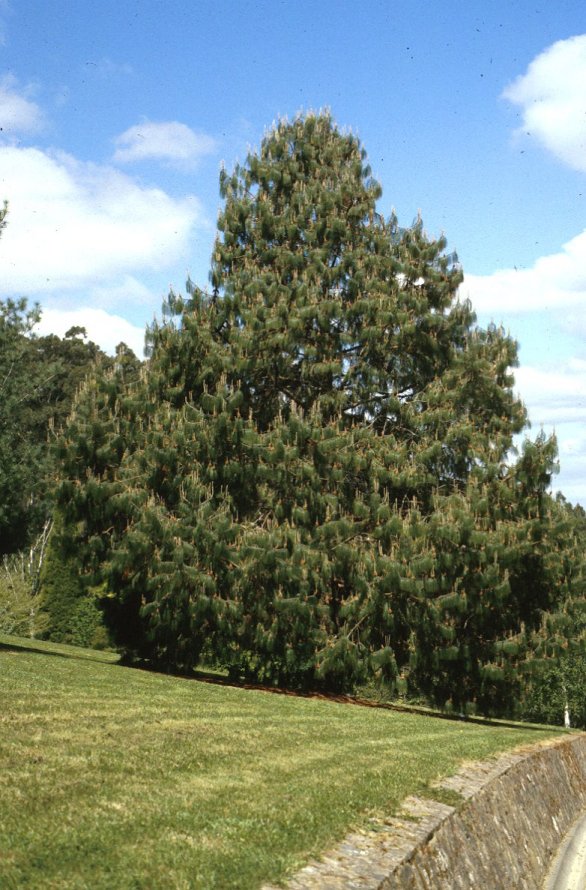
[56,114,581,711]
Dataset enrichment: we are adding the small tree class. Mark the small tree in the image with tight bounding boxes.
[516,498,586,726]
[0,522,52,638]
[36,512,111,648]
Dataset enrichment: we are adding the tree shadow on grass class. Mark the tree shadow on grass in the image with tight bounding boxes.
[0,637,120,665]
[0,636,568,733]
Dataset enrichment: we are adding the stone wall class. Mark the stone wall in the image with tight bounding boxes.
[264,734,586,890]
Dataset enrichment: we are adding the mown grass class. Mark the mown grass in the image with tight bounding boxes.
[0,635,564,890]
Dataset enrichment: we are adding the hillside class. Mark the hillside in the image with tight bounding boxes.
[0,635,562,889]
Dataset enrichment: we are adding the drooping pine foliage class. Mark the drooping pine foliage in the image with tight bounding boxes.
[56,114,584,712]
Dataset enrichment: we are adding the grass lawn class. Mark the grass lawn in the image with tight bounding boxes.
[0,634,564,890]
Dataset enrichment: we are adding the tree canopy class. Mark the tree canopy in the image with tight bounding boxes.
[0,296,139,555]
[55,114,584,714]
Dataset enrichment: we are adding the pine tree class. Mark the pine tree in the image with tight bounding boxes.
[516,495,586,726]
[55,114,576,709]
[55,349,147,653]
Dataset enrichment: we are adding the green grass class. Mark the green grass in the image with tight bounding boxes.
[0,635,564,890]
[0,632,120,663]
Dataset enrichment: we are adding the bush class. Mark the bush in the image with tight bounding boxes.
[38,518,112,649]
[518,655,586,729]
[0,551,49,638]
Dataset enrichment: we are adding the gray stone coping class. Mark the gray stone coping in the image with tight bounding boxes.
[263,733,586,890]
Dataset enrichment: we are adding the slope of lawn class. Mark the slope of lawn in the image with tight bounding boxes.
[0,634,564,890]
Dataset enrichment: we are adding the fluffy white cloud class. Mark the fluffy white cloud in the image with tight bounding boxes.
[87,274,157,309]
[515,360,586,427]
[503,34,586,172]
[35,306,147,358]
[461,228,586,314]
[0,82,212,361]
[461,236,586,504]
[113,120,216,169]
[0,74,46,136]
[0,144,204,297]
[514,360,586,505]
[551,454,586,507]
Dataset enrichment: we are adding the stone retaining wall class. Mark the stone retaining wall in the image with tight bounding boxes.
[264,734,586,890]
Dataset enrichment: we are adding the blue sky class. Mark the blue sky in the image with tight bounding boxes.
[0,1,585,503]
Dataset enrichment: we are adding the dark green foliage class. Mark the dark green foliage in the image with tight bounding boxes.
[0,208,142,639]
[0,206,142,556]
[55,115,584,712]
[515,498,586,727]
[0,296,47,554]
[54,346,147,653]
[518,654,586,729]
[0,304,134,555]
[38,514,111,649]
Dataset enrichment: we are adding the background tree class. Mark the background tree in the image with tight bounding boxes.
[0,296,48,554]
[516,497,586,727]
[36,511,110,648]
[1,202,144,643]
[0,311,132,558]
[0,545,50,638]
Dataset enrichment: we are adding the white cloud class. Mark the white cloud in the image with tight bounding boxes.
[460,231,586,504]
[514,361,586,506]
[461,228,586,314]
[0,144,204,297]
[0,74,46,136]
[35,306,147,358]
[113,120,216,169]
[551,458,586,507]
[561,308,586,342]
[88,274,157,309]
[503,34,586,172]
[515,361,586,427]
